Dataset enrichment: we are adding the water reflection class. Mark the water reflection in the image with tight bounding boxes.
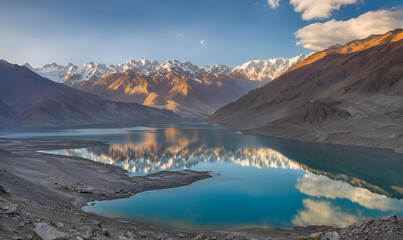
[292,173,403,227]
[292,198,362,227]
[52,126,403,199]
[296,174,403,212]
[60,146,303,174]
[263,138,403,199]
[36,121,403,229]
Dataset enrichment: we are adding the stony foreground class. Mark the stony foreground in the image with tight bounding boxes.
[0,137,402,240]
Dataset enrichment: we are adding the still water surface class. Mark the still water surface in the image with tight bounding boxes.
[2,119,403,230]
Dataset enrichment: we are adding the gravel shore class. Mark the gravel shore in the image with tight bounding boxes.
[0,137,401,240]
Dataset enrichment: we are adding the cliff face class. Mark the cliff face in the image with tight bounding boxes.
[208,29,403,152]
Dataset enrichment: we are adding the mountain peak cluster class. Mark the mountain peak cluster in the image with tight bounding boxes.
[26,54,308,116]
[28,55,309,84]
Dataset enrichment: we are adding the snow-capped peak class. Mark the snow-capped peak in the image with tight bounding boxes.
[160,60,200,75]
[231,54,308,81]
[29,54,308,85]
[121,58,159,75]
[139,58,150,66]
[42,62,59,69]
[202,64,232,75]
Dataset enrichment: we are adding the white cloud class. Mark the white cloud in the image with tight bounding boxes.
[267,0,281,9]
[295,9,403,51]
[290,0,359,20]
[200,39,205,45]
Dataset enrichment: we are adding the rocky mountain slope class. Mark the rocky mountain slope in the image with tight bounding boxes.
[0,100,17,128]
[0,60,177,128]
[73,62,264,116]
[29,56,308,116]
[208,29,403,152]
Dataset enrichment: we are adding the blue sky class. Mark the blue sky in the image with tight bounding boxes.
[0,0,401,67]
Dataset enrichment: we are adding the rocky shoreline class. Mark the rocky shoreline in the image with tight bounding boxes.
[243,125,403,154]
[0,137,401,240]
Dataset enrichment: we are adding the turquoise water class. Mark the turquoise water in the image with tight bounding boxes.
[2,119,403,230]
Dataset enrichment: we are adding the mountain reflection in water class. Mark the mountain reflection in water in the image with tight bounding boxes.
[38,121,403,229]
[52,126,403,199]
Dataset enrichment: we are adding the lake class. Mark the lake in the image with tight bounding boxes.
[2,118,403,230]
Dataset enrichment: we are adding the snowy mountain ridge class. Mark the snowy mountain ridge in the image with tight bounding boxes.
[231,54,309,81]
[29,54,308,84]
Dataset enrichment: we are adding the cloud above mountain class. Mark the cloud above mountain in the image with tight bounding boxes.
[290,0,359,20]
[295,8,403,50]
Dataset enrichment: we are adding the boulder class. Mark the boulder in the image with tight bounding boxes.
[309,232,323,240]
[380,214,397,221]
[78,186,96,194]
[324,232,340,240]
[0,184,9,195]
[56,222,65,229]
[102,227,110,237]
[359,218,374,229]
[193,233,208,240]
[33,222,69,240]
[154,233,167,240]
[0,203,9,210]
[5,205,18,214]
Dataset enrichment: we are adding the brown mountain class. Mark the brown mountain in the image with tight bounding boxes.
[0,60,177,127]
[207,29,403,152]
[73,66,265,117]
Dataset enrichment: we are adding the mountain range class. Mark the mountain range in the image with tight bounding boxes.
[28,55,308,84]
[208,29,403,152]
[0,60,177,128]
[27,55,308,116]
